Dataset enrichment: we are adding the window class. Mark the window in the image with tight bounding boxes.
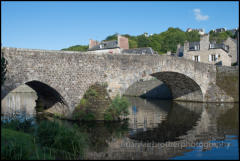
[194,55,200,62]
[209,54,217,62]
[209,44,213,49]
[211,54,216,61]
[191,45,200,51]
[195,45,198,50]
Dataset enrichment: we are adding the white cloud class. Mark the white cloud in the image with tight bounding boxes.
[193,8,209,21]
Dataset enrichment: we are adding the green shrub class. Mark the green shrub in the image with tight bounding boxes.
[80,98,87,106]
[1,128,35,160]
[73,105,96,121]
[82,112,96,121]
[36,120,61,147]
[1,118,88,160]
[104,95,130,121]
[73,83,111,121]
[103,111,114,121]
[1,117,35,133]
[85,88,97,98]
[36,120,88,155]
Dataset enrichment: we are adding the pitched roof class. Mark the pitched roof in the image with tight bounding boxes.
[88,40,118,51]
[122,47,156,54]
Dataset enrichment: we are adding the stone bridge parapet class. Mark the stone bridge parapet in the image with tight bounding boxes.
[1,47,238,117]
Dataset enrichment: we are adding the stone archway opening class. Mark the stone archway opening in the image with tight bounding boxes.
[1,80,70,118]
[151,71,203,102]
[123,71,203,102]
[25,80,68,112]
[124,76,173,100]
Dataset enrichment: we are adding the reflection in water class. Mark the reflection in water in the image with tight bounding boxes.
[83,97,239,160]
[1,91,239,160]
[1,84,37,119]
[128,100,201,143]
[127,97,170,133]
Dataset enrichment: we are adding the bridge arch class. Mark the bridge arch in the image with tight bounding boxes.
[1,80,70,117]
[122,71,203,102]
[25,80,68,109]
[151,71,203,102]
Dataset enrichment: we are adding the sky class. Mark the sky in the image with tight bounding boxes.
[1,1,239,50]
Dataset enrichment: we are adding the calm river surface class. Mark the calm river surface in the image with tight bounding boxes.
[1,93,239,160]
[78,97,239,160]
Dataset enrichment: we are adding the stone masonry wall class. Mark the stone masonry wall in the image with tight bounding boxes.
[184,49,232,66]
[224,37,238,64]
[1,47,238,117]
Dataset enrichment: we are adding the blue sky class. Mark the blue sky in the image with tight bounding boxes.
[1,1,239,50]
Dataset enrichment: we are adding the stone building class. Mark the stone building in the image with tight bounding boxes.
[88,35,129,54]
[227,28,238,36]
[88,34,157,55]
[176,34,238,66]
[186,28,205,35]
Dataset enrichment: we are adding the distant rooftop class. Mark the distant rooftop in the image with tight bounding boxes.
[88,35,129,51]
[88,40,118,51]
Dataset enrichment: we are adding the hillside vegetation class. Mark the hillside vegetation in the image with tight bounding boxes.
[62,27,236,54]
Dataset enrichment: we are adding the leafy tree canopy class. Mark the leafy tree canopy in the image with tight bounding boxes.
[61,27,235,54]
[61,45,88,51]
[1,52,7,85]
[209,31,235,43]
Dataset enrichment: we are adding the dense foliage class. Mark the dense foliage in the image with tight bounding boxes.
[104,95,130,121]
[62,28,201,54]
[61,27,236,54]
[73,83,130,121]
[1,52,7,85]
[61,45,88,52]
[1,118,88,160]
[73,83,112,121]
[209,30,235,43]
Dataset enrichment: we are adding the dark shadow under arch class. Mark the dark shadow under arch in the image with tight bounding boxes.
[124,79,173,100]
[25,80,67,110]
[151,71,203,102]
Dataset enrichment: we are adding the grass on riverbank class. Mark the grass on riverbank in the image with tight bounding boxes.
[1,118,88,160]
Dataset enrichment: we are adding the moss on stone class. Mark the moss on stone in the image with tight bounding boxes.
[73,83,112,121]
[216,73,239,102]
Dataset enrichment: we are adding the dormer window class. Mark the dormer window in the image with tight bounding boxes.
[209,44,214,49]
[189,42,200,51]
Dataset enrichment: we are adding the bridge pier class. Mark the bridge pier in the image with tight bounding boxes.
[1,47,238,118]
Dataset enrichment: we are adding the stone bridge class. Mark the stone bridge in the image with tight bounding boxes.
[1,47,239,117]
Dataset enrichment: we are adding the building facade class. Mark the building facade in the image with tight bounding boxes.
[88,35,129,54]
[177,34,238,66]
[88,35,157,55]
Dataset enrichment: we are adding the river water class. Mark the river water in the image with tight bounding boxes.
[80,97,239,160]
[1,92,239,160]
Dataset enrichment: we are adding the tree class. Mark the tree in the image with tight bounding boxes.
[105,34,118,41]
[209,31,230,43]
[159,27,186,53]
[1,52,7,85]
[128,39,138,49]
[148,34,163,54]
[61,45,88,51]
[137,34,150,48]
[185,30,200,42]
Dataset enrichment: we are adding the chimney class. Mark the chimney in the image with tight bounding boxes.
[89,39,99,49]
[184,40,189,52]
[117,35,129,49]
